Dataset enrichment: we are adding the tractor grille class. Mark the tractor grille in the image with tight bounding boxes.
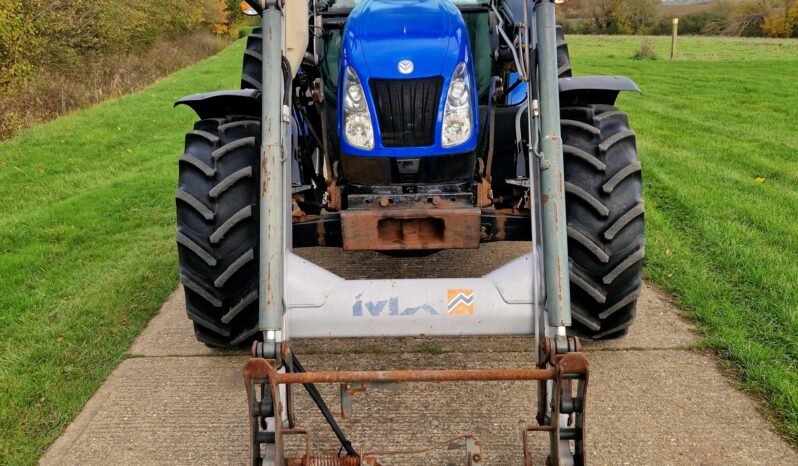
[369,77,443,147]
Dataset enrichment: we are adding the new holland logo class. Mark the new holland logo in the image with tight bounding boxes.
[397,60,414,75]
[447,289,475,315]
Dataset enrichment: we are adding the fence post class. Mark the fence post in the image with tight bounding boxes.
[671,18,679,60]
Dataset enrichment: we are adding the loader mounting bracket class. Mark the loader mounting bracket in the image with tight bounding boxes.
[244,339,589,465]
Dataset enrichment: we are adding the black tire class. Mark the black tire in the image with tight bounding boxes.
[242,27,263,90]
[556,25,572,78]
[176,117,262,348]
[561,104,644,339]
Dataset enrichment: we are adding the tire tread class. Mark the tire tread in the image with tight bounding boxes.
[176,116,261,347]
[562,102,644,340]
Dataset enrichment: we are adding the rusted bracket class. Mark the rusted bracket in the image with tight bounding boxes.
[244,358,277,465]
[525,350,590,466]
[339,382,368,419]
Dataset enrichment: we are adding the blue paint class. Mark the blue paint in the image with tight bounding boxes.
[447,293,474,312]
[504,72,528,106]
[353,295,441,316]
[339,0,479,157]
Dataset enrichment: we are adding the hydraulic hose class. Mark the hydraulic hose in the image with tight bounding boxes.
[290,353,359,457]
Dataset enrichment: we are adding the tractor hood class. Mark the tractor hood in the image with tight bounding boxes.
[343,0,468,78]
[339,0,479,158]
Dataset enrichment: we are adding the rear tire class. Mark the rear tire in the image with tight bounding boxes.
[242,28,263,90]
[556,25,572,78]
[176,117,262,348]
[561,104,644,339]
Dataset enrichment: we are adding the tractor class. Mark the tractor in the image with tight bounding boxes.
[174,0,644,463]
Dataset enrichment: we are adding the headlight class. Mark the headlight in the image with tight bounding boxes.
[343,67,374,150]
[441,62,472,148]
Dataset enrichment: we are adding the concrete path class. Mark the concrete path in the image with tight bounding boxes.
[40,243,797,465]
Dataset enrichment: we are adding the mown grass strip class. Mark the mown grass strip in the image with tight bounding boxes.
[570,35,798,442]
[0,39,246,465]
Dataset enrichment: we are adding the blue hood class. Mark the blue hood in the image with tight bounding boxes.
[345,0,462,78]
[340,0,479,157]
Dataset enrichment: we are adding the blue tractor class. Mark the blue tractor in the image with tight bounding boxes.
[175,0,643,463]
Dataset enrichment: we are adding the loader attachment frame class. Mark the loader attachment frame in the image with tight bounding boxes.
[245,0,588,464]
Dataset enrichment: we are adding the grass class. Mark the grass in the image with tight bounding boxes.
[0,39,247,465]
[0,34,796,464]
[568,34,798,442]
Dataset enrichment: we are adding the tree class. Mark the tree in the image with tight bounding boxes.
[566,0,659,34]
[616,0,660,34]
[0,0,34,87]
[762,0,798,37]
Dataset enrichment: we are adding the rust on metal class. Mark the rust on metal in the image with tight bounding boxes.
[523,424,554,466]
[244,357,274,386]
[525,350,590,466]
[326,180,342,211]
[476,176,493,208]
[246,339,589,465]
[316,217,327,245]
[363,434,482,465]
[286,456,377,466]
[264,365,558,385]
[557,351,589,378]
[282,428,380,465]
[243,357,274,463]
[346,192,472,210]
[340,207,481,251]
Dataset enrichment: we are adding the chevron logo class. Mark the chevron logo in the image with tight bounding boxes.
[447,289,475,315]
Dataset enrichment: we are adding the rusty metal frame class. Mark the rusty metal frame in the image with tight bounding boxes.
[245,342,589,466]
[291,209,533,248]
[340,207,482,251]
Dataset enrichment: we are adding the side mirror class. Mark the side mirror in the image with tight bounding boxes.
[240,1,259,16]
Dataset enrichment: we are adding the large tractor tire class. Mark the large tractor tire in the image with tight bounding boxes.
[561,104,644,339]
[242,28,263,90]
[176,117,262,348]
[556,25,572,78]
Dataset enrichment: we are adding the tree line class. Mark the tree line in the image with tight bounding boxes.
[559,0,798,37]
[0,0,246,92]
[0,1,251,139]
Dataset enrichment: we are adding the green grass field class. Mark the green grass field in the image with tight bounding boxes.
[0,44,241,464]
[0,35,796,464]
[569,34,798,441]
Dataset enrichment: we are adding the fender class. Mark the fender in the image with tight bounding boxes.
[174,89,261,120]
[558,76,640,107]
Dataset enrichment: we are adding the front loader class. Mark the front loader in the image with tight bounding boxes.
[174,0,644,463]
